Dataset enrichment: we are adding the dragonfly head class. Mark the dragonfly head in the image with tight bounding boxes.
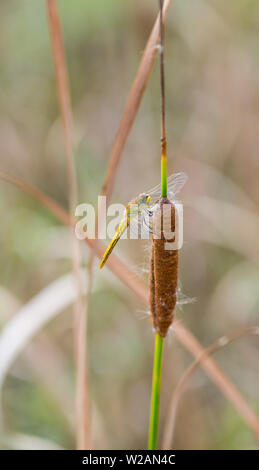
[138,193,151,208]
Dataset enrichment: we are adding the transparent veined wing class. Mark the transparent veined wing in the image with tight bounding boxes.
[128,203,165,240]
[167,172,188,194]
[147,172,188,205]
[128,207,155,239]
[126,172,187,238]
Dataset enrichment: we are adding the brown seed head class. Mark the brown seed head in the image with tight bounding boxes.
[149,197,178,337]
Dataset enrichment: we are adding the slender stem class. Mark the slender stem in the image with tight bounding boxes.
[159,0,167,198]
[148,0,167,451]
[148,333,164,449]
[161,146,167,198]
[45,0,89,449]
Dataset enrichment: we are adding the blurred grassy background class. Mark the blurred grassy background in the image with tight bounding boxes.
[0,0,259,449]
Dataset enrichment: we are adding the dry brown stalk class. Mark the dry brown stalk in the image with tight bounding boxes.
[45,0,90,449]
[0,170,259,440]
[101,0,172,204]
[163,327,259,448]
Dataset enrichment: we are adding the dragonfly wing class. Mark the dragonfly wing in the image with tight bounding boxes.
[167,172,188,195]
[147,172,188,204]
[126,172,188,240]
[128,210,153,239]
[135,205,161,238]
[128,215,141,237]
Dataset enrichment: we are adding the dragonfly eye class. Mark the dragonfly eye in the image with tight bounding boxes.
[138,193,149,205]
[139,194,151,205]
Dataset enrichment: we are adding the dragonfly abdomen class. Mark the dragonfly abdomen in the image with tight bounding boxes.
[99,218,128,269]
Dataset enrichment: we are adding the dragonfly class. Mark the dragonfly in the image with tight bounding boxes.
[99,172,187,269]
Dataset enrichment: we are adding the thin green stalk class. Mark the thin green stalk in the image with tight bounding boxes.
[161,152,167,197]
[148,333,164,449]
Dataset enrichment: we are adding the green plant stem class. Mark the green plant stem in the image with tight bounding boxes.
[148,0,166,451]
[161,152,167,197]
[148,332,164,449]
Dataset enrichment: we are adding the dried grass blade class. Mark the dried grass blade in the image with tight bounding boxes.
[163,327,259,448]
[45,0,89,449]
[101,0,172,202]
